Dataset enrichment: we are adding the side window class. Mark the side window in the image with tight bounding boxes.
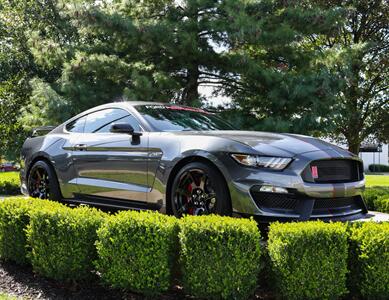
[66,116,86,133]
[84,108,141,133]
[97,115,142,133]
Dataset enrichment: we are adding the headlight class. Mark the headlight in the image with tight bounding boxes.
[230,154,292,170]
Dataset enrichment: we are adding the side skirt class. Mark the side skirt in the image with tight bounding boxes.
[62,194,161,211]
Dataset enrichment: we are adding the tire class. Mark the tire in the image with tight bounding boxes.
[170,161,231,217]
[27,160,62,202]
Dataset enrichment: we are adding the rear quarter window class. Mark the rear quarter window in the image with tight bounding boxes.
[66,116,86,133]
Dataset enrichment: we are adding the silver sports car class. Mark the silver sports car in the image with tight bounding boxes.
[20,102,367,222]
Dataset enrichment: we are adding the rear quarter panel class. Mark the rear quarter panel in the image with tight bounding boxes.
[21,134,77,198]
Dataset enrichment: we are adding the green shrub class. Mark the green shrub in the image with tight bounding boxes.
[0,172,20,195]
[27,205,106,281]
[95,210,177,295]
[268,221,348,300]
[0,198,31,264]
[369,164,389,172]
[375,197,389,213]
[179,215,261,300]
[0,197,61,264]
[349,222,389,299]
[362,187,389,211]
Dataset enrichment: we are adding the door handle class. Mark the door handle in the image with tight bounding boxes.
[74,144,87,151]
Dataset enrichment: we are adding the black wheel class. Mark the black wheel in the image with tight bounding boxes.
[27,160,62,201]
[171,162,231,217]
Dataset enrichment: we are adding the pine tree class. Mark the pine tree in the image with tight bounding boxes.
[29,0,256,111]
[307,0,388,153]
[228,0,388,153]
[225,0,344,135]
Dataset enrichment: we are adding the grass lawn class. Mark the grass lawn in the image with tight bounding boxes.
[0,172,20,195]
[365,175,389,187]
[0,172,19,182]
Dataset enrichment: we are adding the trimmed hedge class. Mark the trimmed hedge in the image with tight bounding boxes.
[369,164,389,172]
[27,205,106,281]
[268,221,348,300]
[0,172,20,195]
[179,215,261,300]
[0,197,61,264]
[1,196,388,299]
[95,210,177,295]
[349,222,389,299]
[374,197,389,213]
[362,187,389,211]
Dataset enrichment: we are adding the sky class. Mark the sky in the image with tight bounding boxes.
[199,85,231,107]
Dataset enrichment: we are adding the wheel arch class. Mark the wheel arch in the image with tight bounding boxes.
[165,155,231,214]
[26,154,53,179]
[26,154,63,198]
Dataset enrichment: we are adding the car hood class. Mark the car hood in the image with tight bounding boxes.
[172,131,351,157]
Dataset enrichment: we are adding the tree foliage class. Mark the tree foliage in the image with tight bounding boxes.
[0,0,388,157]
[308,0,389,153]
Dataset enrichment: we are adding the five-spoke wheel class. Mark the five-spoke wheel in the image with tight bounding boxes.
[27,160,62,201]
[171,162,231,217]
[28,165,50,199]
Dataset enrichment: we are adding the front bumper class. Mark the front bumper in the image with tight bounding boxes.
[223,153,367,222]
[231,180,367,222]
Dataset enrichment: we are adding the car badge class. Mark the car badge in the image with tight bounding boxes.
[311,166,319,178]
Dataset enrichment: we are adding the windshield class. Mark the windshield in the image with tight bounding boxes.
[135,105,236,131]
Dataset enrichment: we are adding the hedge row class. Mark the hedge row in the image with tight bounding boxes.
[28,205,106,281]
[349,222,389,299]
[0,198,62,265]
[268,222,348,299]
[362,186,389,212]
[0,197,388,299]
[369,164,389,172]
[179,215,261,299]
[95,210,178,295]
[0,172,20,195]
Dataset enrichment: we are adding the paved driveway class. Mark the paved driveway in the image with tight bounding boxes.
[357,211,389,222]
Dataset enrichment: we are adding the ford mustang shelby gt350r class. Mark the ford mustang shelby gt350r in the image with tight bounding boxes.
[20,102,367,221]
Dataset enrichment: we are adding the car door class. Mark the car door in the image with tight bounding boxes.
[69,108,150,203]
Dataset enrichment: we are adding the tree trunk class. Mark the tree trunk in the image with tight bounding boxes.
[346,135,361,155]
[182,67,200,107]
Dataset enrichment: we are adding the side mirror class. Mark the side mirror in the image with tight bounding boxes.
[110,123,142,137]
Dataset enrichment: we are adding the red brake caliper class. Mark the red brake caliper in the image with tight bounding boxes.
[187,183,194,215]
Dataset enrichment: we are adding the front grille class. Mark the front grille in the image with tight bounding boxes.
[302,159,363,183]
[251,192,299,211]
[313,197,356,209]
[251,188,365,217]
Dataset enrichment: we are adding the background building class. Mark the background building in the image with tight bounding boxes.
[359,143,389,171]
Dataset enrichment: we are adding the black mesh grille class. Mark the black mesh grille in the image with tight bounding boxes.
[251,192,299,211]
[302,159,362,183]
[251,189,363,216]
[313,197,357,209]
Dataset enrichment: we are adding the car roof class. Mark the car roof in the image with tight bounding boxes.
[123,101,168,106]
[52,101,175,133]
[83,101,177,112]
[52,101,201,134]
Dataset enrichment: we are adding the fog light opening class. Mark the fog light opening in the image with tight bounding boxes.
[260,185,288,194]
